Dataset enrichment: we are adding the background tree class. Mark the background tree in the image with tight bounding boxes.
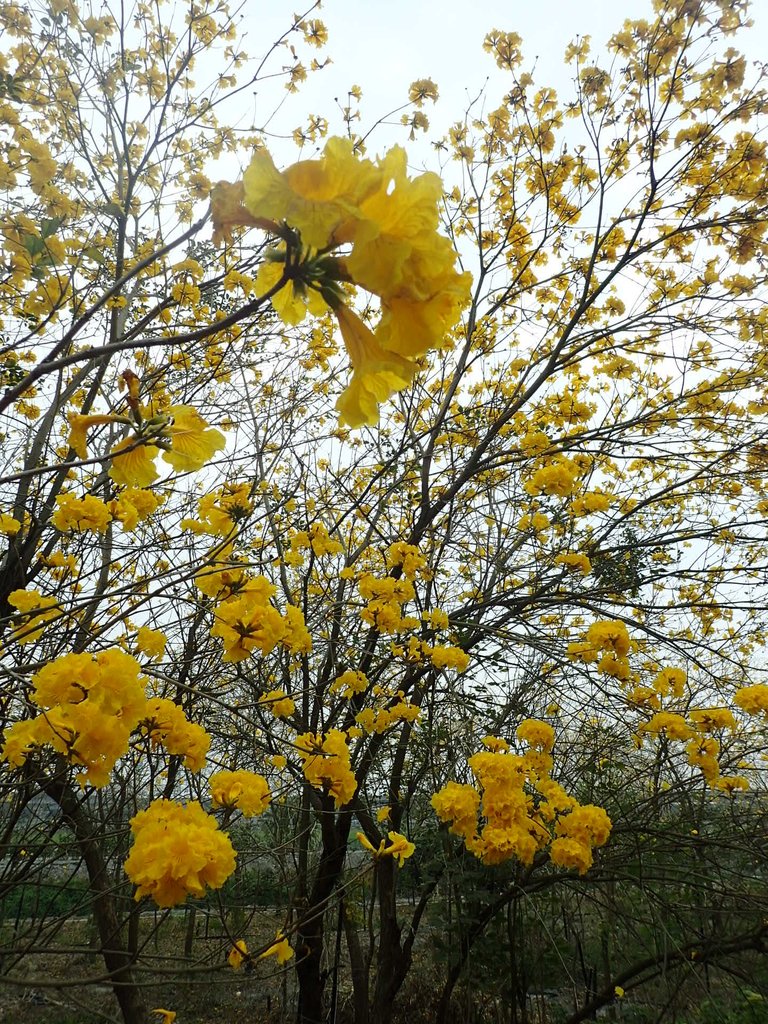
[2,1,768,1023]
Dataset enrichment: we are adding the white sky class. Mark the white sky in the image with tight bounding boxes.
[234,0,767,165]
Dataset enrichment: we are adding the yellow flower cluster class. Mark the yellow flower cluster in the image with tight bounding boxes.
[212,136,472,426]
[307,522,344,557]
[209,574,312,662]
[141,698,210,771]
[570,491,613,516]
[194,544,249,600]
[1,650,146,786]
[110,488,163,531]
[261,689,296,717]
[124,799,236,907]
[516,718,555,751]
[627,666,754,792]
[358,573,417,633]
[52,493,112,533]
[734,684,768,716]
[356,829,415,867]
[355,698,420,734]
[295,729,357,807]
[431,725,612,874]
[52,489,162,535]
[135,626,167,660]
[549,805,613,874]
[523,459,578,498]
[568,620,631,682]
[210,769,271,816]
[554,552,592,576]
[181,482,253,535]
[390,636,469,673]
[386,542,431,580]
[330,669,369,699]
[0,513,21,535]
[7,588,60,644]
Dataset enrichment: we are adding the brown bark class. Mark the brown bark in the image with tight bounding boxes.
[38,764,147,1024]
[295,799,353,1024]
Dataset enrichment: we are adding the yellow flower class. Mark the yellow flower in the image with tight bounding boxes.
[516,719,555,752]
[210,591,287,662]
[228,939,248,970]
[125,800,236,907]
[260,932,294,964]
[734,684,768,716]
[614,986,625,999]
[67,412,122,459]
[431,782,480,839]
[135,626,166,660]
[162,405,226,473]
[242,137,381,250]
[210,769,271,817]
[330,669,369,699]
[51,493,112,533]
[141,698,210,772]
[296,730,357,807]
[152,1011,177,1024]
[7,589,61,645]
[109,437,159,487]
[261,689,296,718]
[334,304,417,428]
[0,513,21,535]
[2,649,146,786]
[383,830,415,867]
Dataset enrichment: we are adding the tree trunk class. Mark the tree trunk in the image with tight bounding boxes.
[344,900,369,1024]
[370,858,411,1024]
[39,765,147,1024]
[295,801,353,1024]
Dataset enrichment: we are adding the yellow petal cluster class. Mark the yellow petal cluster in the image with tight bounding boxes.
[1,650,146,787]
[296,729,357,807]
[124,799,236,907]
[210,769,271,816]
[52,493,112,533]
[432,729,612,873]
[141,697,210,771]
[214,136,472,426]
[7,589,61,644]
[358,573,416,634]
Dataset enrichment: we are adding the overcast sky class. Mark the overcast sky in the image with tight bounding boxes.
[234,0,767,165]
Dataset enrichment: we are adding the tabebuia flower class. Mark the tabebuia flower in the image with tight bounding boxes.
[432,733,612,874]
[1,649,146,786]
[124,799,236,907]
[211,137,473,427]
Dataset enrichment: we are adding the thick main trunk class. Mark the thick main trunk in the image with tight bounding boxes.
[343,901,369,1024]
[370,859,411,1024]
[295,802,353,1024]
[40,767,147,1024]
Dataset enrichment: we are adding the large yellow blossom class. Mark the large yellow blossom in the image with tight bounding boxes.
[1,649,146,787]
[125,799,236,907]
[213,136,472,426]
[242,137,381,250]
[163,405,226,472]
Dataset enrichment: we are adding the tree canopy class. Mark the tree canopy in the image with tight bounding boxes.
[1,1,768,1023]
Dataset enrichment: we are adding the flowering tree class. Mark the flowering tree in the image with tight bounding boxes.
[2,1,768,1023]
